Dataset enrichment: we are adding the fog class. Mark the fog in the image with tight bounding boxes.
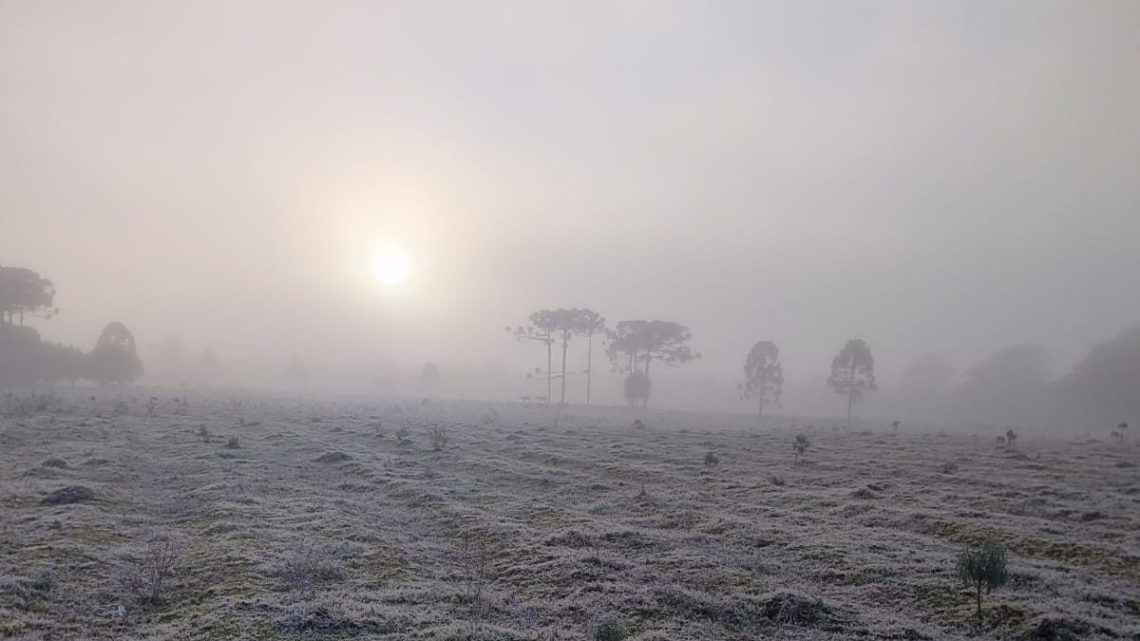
[4,1,1140,422]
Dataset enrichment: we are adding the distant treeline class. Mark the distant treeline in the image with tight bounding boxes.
[0,265,143,387]
[509,306,1139,432]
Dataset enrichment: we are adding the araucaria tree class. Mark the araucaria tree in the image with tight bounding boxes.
[827,338,876,423]
[514,308,605,406]
[575,309,605,406]
[606,320,697,408]
[508,314,555,404]
[740,341,784,417]
[0,265,56,325]
[956,538,1009,618]
[88,321,144,385]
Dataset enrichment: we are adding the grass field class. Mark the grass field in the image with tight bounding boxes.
[1,390,1138,640]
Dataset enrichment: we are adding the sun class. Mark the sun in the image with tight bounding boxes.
[369,248,413,286]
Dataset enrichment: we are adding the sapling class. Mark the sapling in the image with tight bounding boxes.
[956,537,1008,618]
[1004,428,1018,448]
[793,434,810,465]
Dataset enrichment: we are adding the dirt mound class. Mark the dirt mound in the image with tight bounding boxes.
[40,485,95,505]
[1023,617,1093,641]
[760,591,846,630]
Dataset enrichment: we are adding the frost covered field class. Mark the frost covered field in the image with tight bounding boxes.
[1,391,1138,641]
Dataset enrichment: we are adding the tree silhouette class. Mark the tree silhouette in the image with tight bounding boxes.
[1053,325,1140,430]
[827,338,876,423]
[740,341,784,418]
[0,266,56,325]
[535,308,606,406]
[623,371,650,407]
[508,315,555,404]
[575,309,606,406]
[89,322,143,385]
[42,342,87,387]
[606,319,697,407]
[0,324,44,388]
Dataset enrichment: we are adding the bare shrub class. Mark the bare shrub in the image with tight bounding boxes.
[793,434,810,465]
[703,451,719,466]
[196,425,210,443]
[118,538,183,606]
[277,544,344,595]
[769,474,786,486]
[225,436,240,449]
[428,425,449,451]
[456,523,495,615]
[940,461,959,474]
[593,616,627,641]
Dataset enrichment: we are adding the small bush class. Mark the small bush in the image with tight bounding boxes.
[769,474,786,487]
[196,425,210,443]
[940,462,959,474]
[119,537,183,606]
[956,537,1009,618]
[703,451,719,466]
[277,544,344,595]
[42,458,68,469]
[593,616,626,641]
[225,436,240,449]
[793,434,810,464]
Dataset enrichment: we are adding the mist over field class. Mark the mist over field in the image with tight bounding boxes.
[2,2,1139,640]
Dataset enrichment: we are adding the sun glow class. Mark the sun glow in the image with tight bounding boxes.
[369,248,413,286]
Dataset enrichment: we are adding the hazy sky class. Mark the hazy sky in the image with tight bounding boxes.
[3,1,1140,405]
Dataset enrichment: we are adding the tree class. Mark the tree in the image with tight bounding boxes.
[540,307,606,406]
[508,316,554,404]
[740,341,784,417]
[605,320,697,408]
[0,266,56,325]
[1053,325,1140,430]
[89,322,144,385]
[827,339,876,423]
[0,324,45,388]
[418,362,441,397]
[575,309,606,406]
[623,371,650,407]
[956,538,1009,618]
[41,342,88,387]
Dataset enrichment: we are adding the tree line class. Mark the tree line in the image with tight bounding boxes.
[1,265,143,387]
[509,307,877,419]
